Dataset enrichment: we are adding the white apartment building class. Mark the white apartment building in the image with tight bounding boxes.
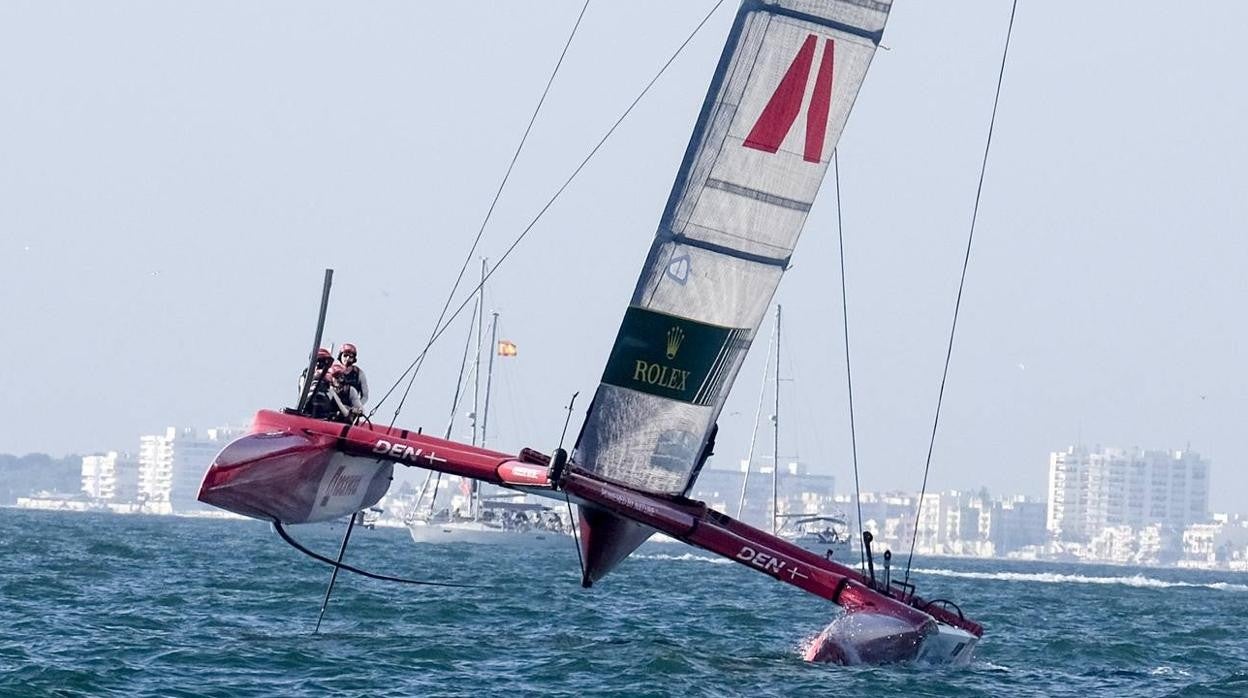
[81,451,139,501]
[1047,446,1210,544]
[137,427,238,514]
[687,460,837,529]
[1180,515,1248,568]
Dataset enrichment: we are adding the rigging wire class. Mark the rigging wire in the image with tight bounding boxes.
[421,292,484,517]
[272,520,478,588]
[833,152,867,576]
[903,0,1019,587]
[565,493,586,582]
[557,391,587,582]
[373,0,592,425]
[734,317,776,519]
[373,0,730,422]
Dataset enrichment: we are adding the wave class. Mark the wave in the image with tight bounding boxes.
[910,567,1248,592]
[634,553,731,564]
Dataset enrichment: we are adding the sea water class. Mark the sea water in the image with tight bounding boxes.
[2,508,1245,697]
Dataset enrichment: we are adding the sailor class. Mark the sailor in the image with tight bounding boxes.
[337,342,369,405]
[299,348,334,391]
[325,363,364,423]
[298,348,336,416]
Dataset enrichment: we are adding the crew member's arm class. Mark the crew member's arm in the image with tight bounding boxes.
[328,388,352,419]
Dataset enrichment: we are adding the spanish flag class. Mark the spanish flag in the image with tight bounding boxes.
[497,340,518,357]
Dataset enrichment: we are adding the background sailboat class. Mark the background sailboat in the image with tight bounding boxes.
[403,263,569,546]
[736,304,852,558]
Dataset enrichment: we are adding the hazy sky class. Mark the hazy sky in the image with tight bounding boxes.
[2,2,1244,512]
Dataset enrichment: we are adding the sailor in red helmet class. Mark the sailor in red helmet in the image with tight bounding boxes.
[293,347,331,397]
[337,342,368,406]
[297,352,336,417]
[325,363,364,423]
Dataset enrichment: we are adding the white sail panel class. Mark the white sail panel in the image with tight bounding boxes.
[575,0,890,495]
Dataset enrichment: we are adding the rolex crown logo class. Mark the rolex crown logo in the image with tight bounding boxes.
[665,326,685,360]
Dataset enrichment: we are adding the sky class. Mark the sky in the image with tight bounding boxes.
[2,1,1245,512]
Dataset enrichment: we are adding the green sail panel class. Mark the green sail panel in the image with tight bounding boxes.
[600,307,750,407]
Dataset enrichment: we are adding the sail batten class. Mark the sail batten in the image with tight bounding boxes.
[575,0,890,501]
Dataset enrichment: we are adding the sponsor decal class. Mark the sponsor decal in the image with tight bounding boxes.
[600,485,660,518]
[743,34,836,163]
[326,466,362,497]
[372,439,448,466]
[320,465,365,507]
[600,307,748,406]
[736,545,809,581]
[509,465,545,480]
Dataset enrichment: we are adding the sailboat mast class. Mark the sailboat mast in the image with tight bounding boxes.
[736,305,778,520]
[295,268,333,414]
[482,311,499,449]
[472,259,486,447]
[772,304,781,536]
[471,259,486,519]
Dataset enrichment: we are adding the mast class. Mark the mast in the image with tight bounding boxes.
[735,308,777,519]
[771,304,781,536]
[482,311,499,449]
[295,269,333,414]
[471,258,486,519]
[472,258,486,447]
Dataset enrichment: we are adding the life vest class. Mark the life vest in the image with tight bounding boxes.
[341,365,364,397]
[304,377,337,420]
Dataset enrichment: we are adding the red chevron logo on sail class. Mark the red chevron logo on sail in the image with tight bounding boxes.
[743,34,835,163]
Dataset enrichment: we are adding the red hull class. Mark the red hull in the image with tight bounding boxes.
[199,409,982,663]
[198,410,540,524]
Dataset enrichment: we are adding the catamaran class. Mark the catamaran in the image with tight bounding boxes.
[199,0,985,664]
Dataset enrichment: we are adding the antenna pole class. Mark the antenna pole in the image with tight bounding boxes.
[558,392,580,450]
[772,304,781,536]
[314,510,358,633]
[296,269,334,414]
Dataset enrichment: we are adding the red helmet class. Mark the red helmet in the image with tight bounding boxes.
[326,364,346,380]
[316,348,332,359]
[339,343,358,357]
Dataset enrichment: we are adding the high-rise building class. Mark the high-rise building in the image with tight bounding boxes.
[984,495,1048,555]
[137,427,239,514]
[81,451,139,501]
[1047,446,1209,544]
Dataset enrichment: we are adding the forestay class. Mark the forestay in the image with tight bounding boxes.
[575,0,891,494]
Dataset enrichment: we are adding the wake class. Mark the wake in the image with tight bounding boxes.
[635,553,731,564]
[911,567,1248,592]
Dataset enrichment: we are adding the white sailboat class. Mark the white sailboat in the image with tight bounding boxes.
[736,304,852,559]
[405,261,571,547]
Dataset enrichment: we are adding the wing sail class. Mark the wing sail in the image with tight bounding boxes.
[575,0,891,497]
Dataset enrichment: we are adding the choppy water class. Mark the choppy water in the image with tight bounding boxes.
[2,508,1246,697]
